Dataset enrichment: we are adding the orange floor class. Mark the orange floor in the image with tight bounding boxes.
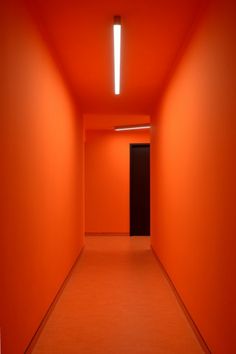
[31,237,204,354]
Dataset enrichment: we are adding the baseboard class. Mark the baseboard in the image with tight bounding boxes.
[85,232,129,236]
[151,246,211,354]
[24,245,85,354]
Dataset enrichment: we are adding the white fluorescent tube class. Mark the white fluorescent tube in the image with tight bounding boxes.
[113,16,121,95]
[114,125,151,131]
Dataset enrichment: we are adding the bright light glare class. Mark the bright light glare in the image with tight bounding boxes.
[113,24,121,95]
[115,125,151,131]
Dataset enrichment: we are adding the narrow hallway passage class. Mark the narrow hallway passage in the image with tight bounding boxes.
[31,237,204,354]
[2,0,236,352]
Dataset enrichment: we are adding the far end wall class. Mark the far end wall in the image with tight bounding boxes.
[85,130,150,235]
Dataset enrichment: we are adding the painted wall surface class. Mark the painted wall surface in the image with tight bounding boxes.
[0,1,84,353]
[151,1,236,353]
[85,130,150,234]
[84,114,150,130]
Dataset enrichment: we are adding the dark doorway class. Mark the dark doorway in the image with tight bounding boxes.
[130,144,150,236]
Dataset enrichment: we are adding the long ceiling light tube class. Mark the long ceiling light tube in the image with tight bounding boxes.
[114,124,151,131]
[113,16,121,95]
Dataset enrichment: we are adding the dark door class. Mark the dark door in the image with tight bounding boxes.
[130,144,150,236]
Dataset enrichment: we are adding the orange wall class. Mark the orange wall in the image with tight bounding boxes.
[151,1,236,353]
[85,130,150,234]
[84,114,150,130]
[0,1,84,354]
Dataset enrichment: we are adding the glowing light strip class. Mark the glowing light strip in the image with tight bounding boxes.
[114,124,151,131]
[113,17,121,95]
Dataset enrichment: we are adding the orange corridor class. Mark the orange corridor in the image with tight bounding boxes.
[1,0,236,353]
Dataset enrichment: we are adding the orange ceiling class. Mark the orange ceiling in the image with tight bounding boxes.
[26,0,205,114]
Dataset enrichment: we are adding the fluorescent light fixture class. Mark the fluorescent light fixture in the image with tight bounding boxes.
[114,124,151,131]
[113,16,121,95]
